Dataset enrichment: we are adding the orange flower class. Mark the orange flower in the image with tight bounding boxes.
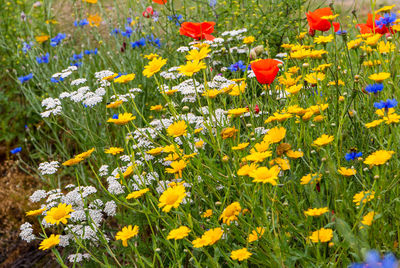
[179,22,216,41]
[306,7,333,32]
[251,59,281,85]
[153,0,167,4]
[88,14,102,27]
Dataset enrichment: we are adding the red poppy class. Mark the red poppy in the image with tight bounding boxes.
[306,7,333,32]
[143,6,154,18]
[179,22,216,41]
[356,13,389,34]
[250,59,281,85]
[152,0,167,4]
[332,22,340,32]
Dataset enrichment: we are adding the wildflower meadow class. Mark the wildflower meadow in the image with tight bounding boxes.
[3,0,400,266]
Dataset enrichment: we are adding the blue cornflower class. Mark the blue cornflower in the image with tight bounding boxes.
[18,73,33,83]
[112,114,119,119]
[22,42,32,54]
[127,17,133,25]
[111,28,120,35]
[365,83,384,94]
[168,14,184,26]
[376,13,396,29]
[50,33,66,47]
[10,147,22,154]
[70,53,84,61]
[209,0,217,7]
[146,35,161,48]
[36,53,50,64]
[70,61,82,67]
[373,99,397,109]
[345,151,362,161]
[74,19,89,27]
[336,29,347,35]
[51,77,64,83]
[121,26,133,38]
[350,250,398,268]
[228,61,247,72]
[131,38,146,48]
[84,48,98,55]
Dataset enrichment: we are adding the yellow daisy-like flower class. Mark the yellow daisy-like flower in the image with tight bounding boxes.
[165,160,187,179]
[83,0,97,3]
[167,121,187,137]
[309,228,333,243]
[144,53,159,60]
[102,73,118,81]
[376,4,395,13]
[363,150,395,166]
[347,39,363,49]
[150,104,163,111]
[62,157,84,166]
[228,108,248,117]
[338,167,357,176]
[312,134,334,146]
[192,228,223,248]
[26,207,47,216]
[158,184,186,212]
[202,209,213,218]
[314,35,334,44]
[264,126,286,144]
[232,142,249,151]
[35,35,50,43]
[369,72,390,83]
[304,72,326,85]
[300,173,322,185]
[286,150,304,159]
[126,188,150,200]
[178,60,206,76]
[186,47,211,61]
[106,100,123,108]
[247,227,265,242]
[243,36,255,44]
[114,73,135,83]
[249,166,280,185]
[202,89,221,98]
[167,226,191,240]
[115,225,139,247]
[231,248,252,261]
[75,148,95,159]
[105,147,124,155]
[44,203,74,225]
[146,147,164,155]
[116,165,136,179]
[320,14,339,20]
[143,57,167,78]
[353,190,375,206]
[229,82,246,96]
[219,202,241,225]
[192,236,212,248]
[360,211,375,228]
[244,151,272,163]
[286,84,302,94]
[237,163,258,176]
[87,14,101,27]
[107,113,136,125]
[39,234,60,250]
[304,207,329,217]
[365,119,384,128]
[221,127,238,139]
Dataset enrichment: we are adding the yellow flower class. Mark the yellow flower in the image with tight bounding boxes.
[278,73,302,87]
[377,41,395,54]
[178,60,206,76]
[365,119,384,128]
[243,36,255,44]
[106,100,123,108]
[300,173,322,185]
[146,147,164,155]
[105,147,124,155]
[186,47,211,61]
[231,248,252,261]
[219,202,241,225]
[264,126,286,143]
[115,225,139,247]
[286,84,302,94]
[313,115,324,122]
[347,39,363,49]
[167,226,191,240]
[338,167,356,176]
[126,188,150,200]
[167,121,187,137]
[363,150,395,166]
[309,228,333,243]
[202,209,213,218]
[144,53,159,60]
[353,190,375,206]
[313,64,332,72]
[114,73,135,83]
[312,134,334,146]
[369,72,390,83]
[195,140,205,149]
[229,82,246,96]
[202,89,221,98]
[87,14,101,27]
[150,104,163,111]
[26,207,46,216]
[247,227,265,242]
[288,66,300,74]
[166,160,187,179]
[251,141,271,153]
[376,5,395,13]
[35,35,50,43]
[249,166,280,185]
[244,151,272,162]
[228,108,248,117]
[44,203,74,225]
[62,157,84,166]
[192,228,223,248]
[83,0,97,3]
[360,211,375,228]
[286,150,304,158]
[107,113,136,125]
[237,163,258,176]
[304,207,329,217]
[39,234,60,250]
[314,35,333,44]
[221,127,238,139]
[232,142,249,151]
[269,157,290,171]
[116,165,136,178]
[102,73,118,81]
[320,14,339,20]
[143,57,167,78]
[304,72,326,85]
[158,184,186,212]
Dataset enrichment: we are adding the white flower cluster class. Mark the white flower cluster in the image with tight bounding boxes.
[67,253,91,263]
[19,222,35,242]
[38,161,59,175]
[51,66,78,79]
[41,97,62,118]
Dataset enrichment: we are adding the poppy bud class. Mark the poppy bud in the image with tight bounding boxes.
[146,6,154,15]
[142,11,149,18]
[254,104,260,114]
